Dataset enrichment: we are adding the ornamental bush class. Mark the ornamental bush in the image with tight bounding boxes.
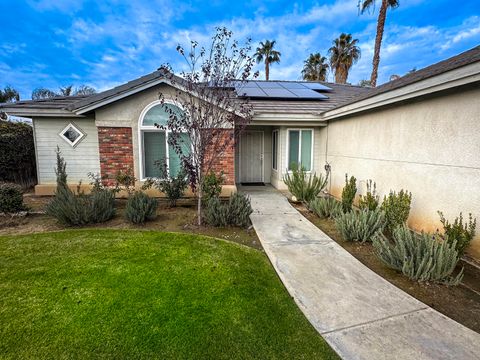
[125,191,158,224]
[373,226,463,285]
[155,169,188,207]
[283,164,328,203]
[202,171,224,204]
[438,211,476,255]
[204,193,253,228]
[341,174,357,213]
[381,189,412,233]
[335,208,386,242]
[0,182,26,213]
[358,179,379,211]
[0,120,37,188]
[46,149,116,225]
[308,197,342,219]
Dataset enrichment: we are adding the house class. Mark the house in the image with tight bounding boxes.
[1,46,479,258]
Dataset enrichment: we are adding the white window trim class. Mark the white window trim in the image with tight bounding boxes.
[272,130,279,171]
[138,100,190,181]
[285,128,314,173]
[59,122,86,148]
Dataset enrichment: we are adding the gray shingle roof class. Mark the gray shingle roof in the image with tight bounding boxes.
[2,46,479,117]
[250,82,370,114]
[0,96,87,110]
[67,69,171,111]
[330,45,480,110]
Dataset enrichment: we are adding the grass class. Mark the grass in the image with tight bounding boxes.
[0,230,338,359]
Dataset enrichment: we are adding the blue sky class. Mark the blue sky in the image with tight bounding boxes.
[1,0,479,99]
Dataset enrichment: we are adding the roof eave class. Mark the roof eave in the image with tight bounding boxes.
[321,62,480,120]
[0,107,84,118]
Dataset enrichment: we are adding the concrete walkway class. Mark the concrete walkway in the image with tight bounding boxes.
[243,186,480,360]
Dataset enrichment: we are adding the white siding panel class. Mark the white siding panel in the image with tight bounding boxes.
[33,118,100,184]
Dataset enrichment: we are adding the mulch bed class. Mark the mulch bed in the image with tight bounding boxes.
[293,202,480,334]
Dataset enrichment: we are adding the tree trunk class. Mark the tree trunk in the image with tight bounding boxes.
[265,61,269,81]
[197,185,202,226]
[371,0,388,87]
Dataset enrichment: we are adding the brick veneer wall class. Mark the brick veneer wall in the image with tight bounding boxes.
[207,129,235,185]
[97,127,134,186]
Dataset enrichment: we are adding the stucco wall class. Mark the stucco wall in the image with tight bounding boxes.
[33,117,100,184]
[324,87,480,258]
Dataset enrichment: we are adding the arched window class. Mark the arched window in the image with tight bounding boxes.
[139,102,190,179]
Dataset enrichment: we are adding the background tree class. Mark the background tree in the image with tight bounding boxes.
[358,79,372,87]
[157,27,257,225]
[254,40,281,81]
[360,0,399,87]
[32,85,96,99]
[59,85,74,96]
[0,86,20,103]
[328,33,361,84]
[301,53,329,81]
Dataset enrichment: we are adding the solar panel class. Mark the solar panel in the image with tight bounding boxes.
[237,87,268,97]
[234,81,330,99]
[257,81,283,88]
[303,82,332,91]
[279,82,308,89]
[289,89,328,99]
[263,88,296,98]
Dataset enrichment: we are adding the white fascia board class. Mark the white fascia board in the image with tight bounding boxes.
[253,112,322,121]
[0,108,84,118]
[322,62,480,120]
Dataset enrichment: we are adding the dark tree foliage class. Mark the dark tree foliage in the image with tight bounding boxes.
[156,27,258,225]
[0,86,20,103]
[0,120,37,188]
[32,85,96,100]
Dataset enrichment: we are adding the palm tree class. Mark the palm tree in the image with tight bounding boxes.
[328,33,361,84]
[360,0,399,87]
[254,40,281,81]
[301,53,329,81]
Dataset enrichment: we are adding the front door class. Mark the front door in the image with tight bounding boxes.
[240,131,264,183]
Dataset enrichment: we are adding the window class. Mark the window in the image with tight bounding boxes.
[287,129,313,171]
[272,130,278,170]
[140,102,191,179]
[59,123,85,147]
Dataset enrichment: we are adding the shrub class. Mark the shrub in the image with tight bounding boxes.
[0,182,26,213]
[46,149,116,225]
[204,197,229,227]
[358,179,379,211]
[335,208,385,242]
[381,189,412,233]
[228,192,253,228]
[341,174,357,213]
[438,211,476,255]
[125,191,158,224]
[283,164,328,203]
[155,170,188,207]
[204,193,253,228]
[114,168,137,195]
[0,120,37,188]
[202,171,224,204]
[308,197,342,219]
[373,226,463,285]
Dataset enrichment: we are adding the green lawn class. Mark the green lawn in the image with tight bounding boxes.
[0,230,337,359]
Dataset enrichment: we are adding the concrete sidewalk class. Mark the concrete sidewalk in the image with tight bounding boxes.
[244,187,480,360]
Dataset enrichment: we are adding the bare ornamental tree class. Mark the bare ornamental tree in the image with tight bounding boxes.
[156,27,258,225]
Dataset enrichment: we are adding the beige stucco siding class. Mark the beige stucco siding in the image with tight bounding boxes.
[33,117,100,184]
[324,87,480,258]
